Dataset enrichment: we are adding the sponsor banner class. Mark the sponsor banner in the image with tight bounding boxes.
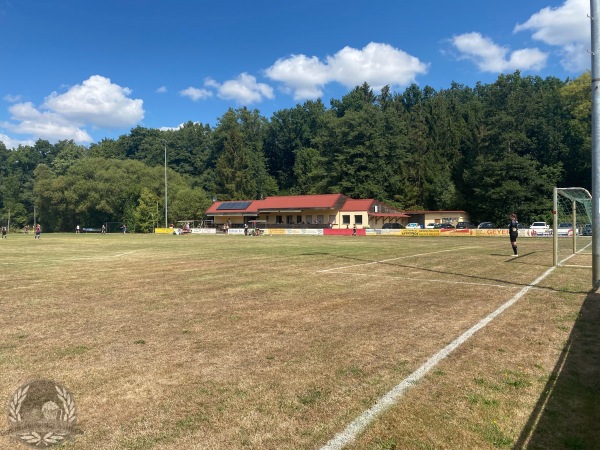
[440,228,470,235]
[267,228,287,235]
[286,228,323,235]
[399,229,440,236]
[468,229,509,237]
[323,229,365,236]
[154,228,173,234]
[191,228,216,234]
[526,229,551,237]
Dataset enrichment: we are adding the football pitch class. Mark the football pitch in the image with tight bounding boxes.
[1,233,598,449]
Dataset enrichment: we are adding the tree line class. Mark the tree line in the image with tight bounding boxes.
[0,70,591,232]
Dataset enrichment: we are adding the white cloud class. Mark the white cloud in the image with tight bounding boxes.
[327,43,429,90]
[180,86,213,101]
[514,0,589,72]
[43,75,144,128]
[158,122,200,132]
[3,94,21,103]
[0,132,33,150]
[265,42,429,100]
[3,102,93,143]
[515,0,588,46]
[0,75,144,145]
[265,54,330,99]
[156,86,168,93]
[451,32,548,72]
[206,73,274,104]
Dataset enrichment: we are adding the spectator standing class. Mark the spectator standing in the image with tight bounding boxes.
[2,226,6,238]
[35,224,41,239]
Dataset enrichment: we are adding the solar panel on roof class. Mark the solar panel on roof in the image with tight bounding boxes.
[216,201,252,210]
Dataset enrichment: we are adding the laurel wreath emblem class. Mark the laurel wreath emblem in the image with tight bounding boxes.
[8,382,77,447]
[55,385,77,424]
[8,384,29,423]
[17,431,68,446]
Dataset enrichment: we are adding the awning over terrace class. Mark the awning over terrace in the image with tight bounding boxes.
[369,213,410,224]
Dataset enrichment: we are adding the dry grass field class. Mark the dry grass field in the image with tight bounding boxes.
[0,233,598,449]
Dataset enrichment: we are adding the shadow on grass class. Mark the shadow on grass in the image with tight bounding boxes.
[514,292,600,449]
[319,252,589,295]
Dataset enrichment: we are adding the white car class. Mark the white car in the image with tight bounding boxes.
[425,223,436,229]
[530,221,550,235]
[557,222,578,237]
[406,223,421,229]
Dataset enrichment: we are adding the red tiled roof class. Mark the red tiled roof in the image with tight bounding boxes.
[205,194,347,215]
[402,210,467,214]
[258,194,346,210]
[340,199,374,211]
[205,200,262,215]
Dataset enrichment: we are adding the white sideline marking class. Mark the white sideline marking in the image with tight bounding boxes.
[0,250,142,265]
[320,252,581,450]
[317,247,479,273]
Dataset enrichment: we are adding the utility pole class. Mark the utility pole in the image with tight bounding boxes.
[591,0,600,286]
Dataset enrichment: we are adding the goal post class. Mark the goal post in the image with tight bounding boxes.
[553,187,593,266]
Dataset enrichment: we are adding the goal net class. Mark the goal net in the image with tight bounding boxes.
[553,187,592,265]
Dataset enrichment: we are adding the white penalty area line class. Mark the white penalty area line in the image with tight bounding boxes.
[320,251,580,450]
[325,271,521,290]
[316,246,480,274]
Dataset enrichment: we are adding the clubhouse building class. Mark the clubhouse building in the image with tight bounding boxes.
[205,194,470,230]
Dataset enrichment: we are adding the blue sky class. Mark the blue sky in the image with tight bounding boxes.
[0,0,592,149]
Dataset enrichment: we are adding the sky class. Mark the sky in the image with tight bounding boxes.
[0,0,593,149]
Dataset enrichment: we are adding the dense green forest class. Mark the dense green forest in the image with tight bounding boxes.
[0,71,592,232]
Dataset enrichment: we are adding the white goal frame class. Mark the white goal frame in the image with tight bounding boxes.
[553,187,592,267]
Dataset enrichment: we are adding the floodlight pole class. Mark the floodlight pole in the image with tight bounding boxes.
[163,140,168,228]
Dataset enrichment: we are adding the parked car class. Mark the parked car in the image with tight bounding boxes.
[425,223,436,229]
[456,221,475,229]
[530,221,550,235]
[477,222,495,229]
[434,223,455,229]
[557,222,578,237]
[582,223,592,236]
[405,223,421,229]
[382,223,404,229]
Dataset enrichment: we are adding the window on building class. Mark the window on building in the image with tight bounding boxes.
[297,215,302,224]
[276,215,283,224]
[306,215,312,224]
[342,215,350,225]
[287,216,294,224]
[317,215,324,224]
[329,215,336,225]
[355,215,363,225]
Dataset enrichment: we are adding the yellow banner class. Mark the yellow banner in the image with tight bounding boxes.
[399,229,441,236]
